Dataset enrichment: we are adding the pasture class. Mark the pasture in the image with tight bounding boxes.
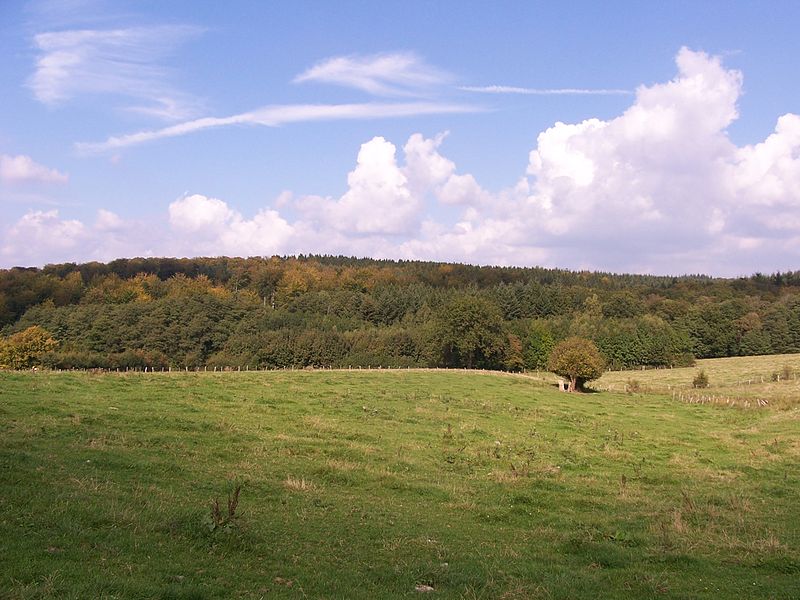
[596,353,800,408]
[1,366,798,598]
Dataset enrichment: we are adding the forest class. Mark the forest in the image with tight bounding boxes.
[2,255,800,371]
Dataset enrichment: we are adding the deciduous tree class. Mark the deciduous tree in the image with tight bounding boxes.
[547,336,605,392]
[0,326,58,369]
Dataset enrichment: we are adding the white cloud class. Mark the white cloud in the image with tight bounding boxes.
[294,52,450,96]
[95,208,123,230]
[75,101,479,153]
[0,208,162,267]
[28,25,203,120]
[402,132,490,206]
[460,85,631,96]
[0,154,68,184]
[167,194,294,256]
[437,173,489,206]
[521,48,746,251]
[1,210,85,266]
[7,48,800,275]
[299,137,419,235]
[169,194,236,235]
[402,132,456,193]
[729,113,800,207]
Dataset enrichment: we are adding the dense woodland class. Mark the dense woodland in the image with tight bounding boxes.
[2,256,800,371]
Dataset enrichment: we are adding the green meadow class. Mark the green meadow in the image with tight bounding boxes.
[1,367,798,599]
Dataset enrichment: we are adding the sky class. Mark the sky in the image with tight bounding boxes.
[1,0,799,276]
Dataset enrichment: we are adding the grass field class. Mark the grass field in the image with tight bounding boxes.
[595,353,800,409]
[1,366,798,599]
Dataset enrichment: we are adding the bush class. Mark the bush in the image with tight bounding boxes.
[692,370,709,389]
[771,364,794,382]
[625,379,642,394]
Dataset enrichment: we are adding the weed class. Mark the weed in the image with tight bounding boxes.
[443,423,453,439]
[206,485,242,533]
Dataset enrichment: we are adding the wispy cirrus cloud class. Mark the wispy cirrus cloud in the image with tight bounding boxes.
[75,101,480,153]
[459,85,632,95]
[28,24,204,120]
[293,52,451,96]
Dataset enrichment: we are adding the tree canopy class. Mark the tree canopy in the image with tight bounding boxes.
[0,326,58,369]
[547,337,606,392]
[1,256,800,371]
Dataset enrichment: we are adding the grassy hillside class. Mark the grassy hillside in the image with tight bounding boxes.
[1,370,798,598]
[596,353,800,409]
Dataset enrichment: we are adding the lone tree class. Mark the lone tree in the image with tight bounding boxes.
[547,337,605,392]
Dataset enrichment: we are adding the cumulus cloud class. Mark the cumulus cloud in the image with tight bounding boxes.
[402,132,456,192]
[1,210,85,266]
[517,48,748,260]
[482,46,799,274]
[294,52,450,96]
[169,194,236,235]
[28,25,204,120]
[95,208,124,230]
[0,154,68,184]
[0,208,164,267]
[167,194,293,256]
[296,137,418,235]
[294,133,492,240]
[7,48,800,275]
[728,113,800,215]
[402,132,490,206]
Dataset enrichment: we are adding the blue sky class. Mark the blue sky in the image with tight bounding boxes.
[1,0,799,275]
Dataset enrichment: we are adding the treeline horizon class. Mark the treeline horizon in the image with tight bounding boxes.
[2,255,800,371]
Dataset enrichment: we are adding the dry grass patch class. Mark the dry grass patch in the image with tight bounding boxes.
[303,415,338,432]
[326,458,358,472]
[489,468,526,484]
[283,475,316,492]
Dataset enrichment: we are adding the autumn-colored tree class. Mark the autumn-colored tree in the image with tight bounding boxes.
[504,333,525,372]
[0,325,58,369]
[547,336,605,392]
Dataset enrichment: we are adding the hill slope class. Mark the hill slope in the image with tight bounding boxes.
[2,370,797,598]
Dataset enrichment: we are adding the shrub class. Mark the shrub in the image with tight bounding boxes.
[625,379,642,394]
[692,370,709,389]
[771,364,794,382]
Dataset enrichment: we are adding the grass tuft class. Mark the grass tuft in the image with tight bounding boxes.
[284,475,315,492]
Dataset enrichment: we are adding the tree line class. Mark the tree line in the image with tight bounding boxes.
[2,256,800,371]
